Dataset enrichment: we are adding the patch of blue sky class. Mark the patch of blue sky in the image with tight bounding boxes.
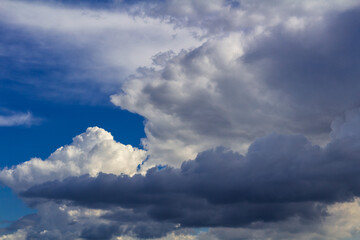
[0,18,147,165]
[194,227,209,234]
[0,187,36,227]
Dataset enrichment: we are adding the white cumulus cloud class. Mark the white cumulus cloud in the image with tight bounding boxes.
[0,127,147,191]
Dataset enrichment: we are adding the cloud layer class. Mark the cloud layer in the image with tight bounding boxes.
[10,107,360,239]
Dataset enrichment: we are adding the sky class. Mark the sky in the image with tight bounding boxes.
[1,0,360,239]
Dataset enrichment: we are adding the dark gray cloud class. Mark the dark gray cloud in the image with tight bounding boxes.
[243,7,360,133]
[1,204,179,239]
[20,114,360,238]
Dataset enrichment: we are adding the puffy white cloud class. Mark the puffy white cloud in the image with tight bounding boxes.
[0,127,148,239]
[108,31,299,167]
[111,34,264,166]
[0,127,147,191]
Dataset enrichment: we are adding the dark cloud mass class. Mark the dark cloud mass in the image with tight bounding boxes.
[21,114,360,237]
[244,6,360,118]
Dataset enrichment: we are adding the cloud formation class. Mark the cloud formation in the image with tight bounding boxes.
[196,198,360,240]
[0,0,201,103]
[15,107,360,238]
[111,3,360,168]
[0,112,38,127]
[0,127,146,191]
[129,0,359,35]
[2,0,360,239]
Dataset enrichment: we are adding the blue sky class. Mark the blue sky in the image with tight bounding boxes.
[2,0,360,239]
[0,5,146,224]
[0,0,148,226]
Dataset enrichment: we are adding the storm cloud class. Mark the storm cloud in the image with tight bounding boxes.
[20,108,360,238]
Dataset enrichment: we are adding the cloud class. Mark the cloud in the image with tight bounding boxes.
[0,112,39,127]
[14,107,360,239]
[129,0,360,35]
[3,1,360,239]
[0,127,147,239]
[0,201,182,239]
[0,0,202,103]
[111,4,360,168]
[197,198,360,240]
[0,127,147,191]
[0,0,201,71]
[0,229,26,240]
[0,202,115,240]
[112,33,269,166]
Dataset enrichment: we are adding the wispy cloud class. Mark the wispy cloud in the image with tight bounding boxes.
[0,112,39,127]
[0,0,202,103]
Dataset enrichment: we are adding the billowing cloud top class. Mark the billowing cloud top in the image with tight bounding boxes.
[0,127,147,191]
[111,3,360,168]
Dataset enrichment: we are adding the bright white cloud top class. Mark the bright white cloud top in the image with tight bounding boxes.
[0,127,146,191]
